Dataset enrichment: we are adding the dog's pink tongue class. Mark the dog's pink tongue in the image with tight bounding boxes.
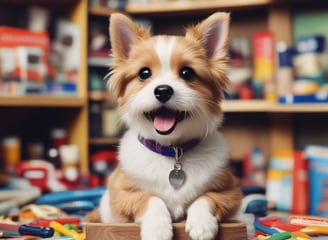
[154,116,176,132]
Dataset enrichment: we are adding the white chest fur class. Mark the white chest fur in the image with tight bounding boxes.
[119,130,228,221]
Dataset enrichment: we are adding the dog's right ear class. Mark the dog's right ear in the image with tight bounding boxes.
[109,13,150,61]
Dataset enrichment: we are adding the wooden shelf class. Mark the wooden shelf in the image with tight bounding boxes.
[125,0,277,15]
[223,100,328,113]
[89,0,274,17]
[88,0,315,17]
[89,137,120,145]
[88,94,328,113]
[1,0,79,6]
[88,6,122,17]
[0,96,86,107]
[88,95,328,113]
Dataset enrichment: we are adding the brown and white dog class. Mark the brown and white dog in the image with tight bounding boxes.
[87,12,242,240]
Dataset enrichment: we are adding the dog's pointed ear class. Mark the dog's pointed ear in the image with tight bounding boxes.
[109,13,150,60]
[186,12,230,59]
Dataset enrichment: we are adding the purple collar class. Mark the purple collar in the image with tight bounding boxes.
[138,135,201,158]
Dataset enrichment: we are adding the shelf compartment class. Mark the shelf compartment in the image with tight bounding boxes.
[0,96,86,107]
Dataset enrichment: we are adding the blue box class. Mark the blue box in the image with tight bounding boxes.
[306,145,328,216]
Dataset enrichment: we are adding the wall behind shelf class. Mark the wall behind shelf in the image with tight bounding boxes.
[222,112,271,160]
[294,113,328,150]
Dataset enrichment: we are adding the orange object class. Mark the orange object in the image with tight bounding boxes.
[19,210,37,222]
[1,136,21,174]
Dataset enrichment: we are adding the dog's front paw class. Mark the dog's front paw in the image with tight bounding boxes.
[186,198,218,240]
[139,197,173,240]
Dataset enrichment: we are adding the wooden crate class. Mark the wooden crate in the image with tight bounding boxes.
[86,221,247,240]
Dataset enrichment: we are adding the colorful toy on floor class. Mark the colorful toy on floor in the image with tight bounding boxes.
[50,221,84,240]
[36,187,105,216]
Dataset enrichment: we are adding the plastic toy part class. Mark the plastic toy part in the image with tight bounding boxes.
[240,194,268,217]
[19,224,54,238]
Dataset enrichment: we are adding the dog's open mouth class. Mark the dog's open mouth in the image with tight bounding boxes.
[144,107,189,135]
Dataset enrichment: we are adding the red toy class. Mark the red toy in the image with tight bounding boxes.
[91,150,117,185]
[16,160,67,192]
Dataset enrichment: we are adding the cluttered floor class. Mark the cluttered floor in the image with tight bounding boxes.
[2,173,328,240]
[0,173,98,239]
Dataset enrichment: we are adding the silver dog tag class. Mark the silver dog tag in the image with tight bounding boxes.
[169,162,185,189]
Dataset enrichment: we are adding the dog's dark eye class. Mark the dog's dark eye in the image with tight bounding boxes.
[138,67,152,81]
[180,67,195,81]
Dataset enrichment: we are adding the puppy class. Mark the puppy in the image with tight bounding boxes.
[87,12,242,240]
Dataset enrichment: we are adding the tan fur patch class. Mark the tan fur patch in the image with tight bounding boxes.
[85,208,102,223]
[108,166,154,221]
[201,170,242,220]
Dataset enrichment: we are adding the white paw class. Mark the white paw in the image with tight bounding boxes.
[139,197,173,240]
[186,198,219,240]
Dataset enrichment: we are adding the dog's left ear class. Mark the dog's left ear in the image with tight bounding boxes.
[186,12,230,59]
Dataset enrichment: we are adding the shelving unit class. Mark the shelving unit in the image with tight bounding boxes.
[87,0,328,167]
[0,0,89,174]
[1,0,325,205]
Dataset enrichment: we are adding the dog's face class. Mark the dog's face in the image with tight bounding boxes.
[109,13,230,144]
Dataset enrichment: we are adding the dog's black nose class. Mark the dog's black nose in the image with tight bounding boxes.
[154,85,174,103]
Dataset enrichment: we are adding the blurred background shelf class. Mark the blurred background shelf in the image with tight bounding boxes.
[222,100,328,113]
[89,0,311,17]
[0,96,86,107]
[88,93,328,113]
[125,0,278,15]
